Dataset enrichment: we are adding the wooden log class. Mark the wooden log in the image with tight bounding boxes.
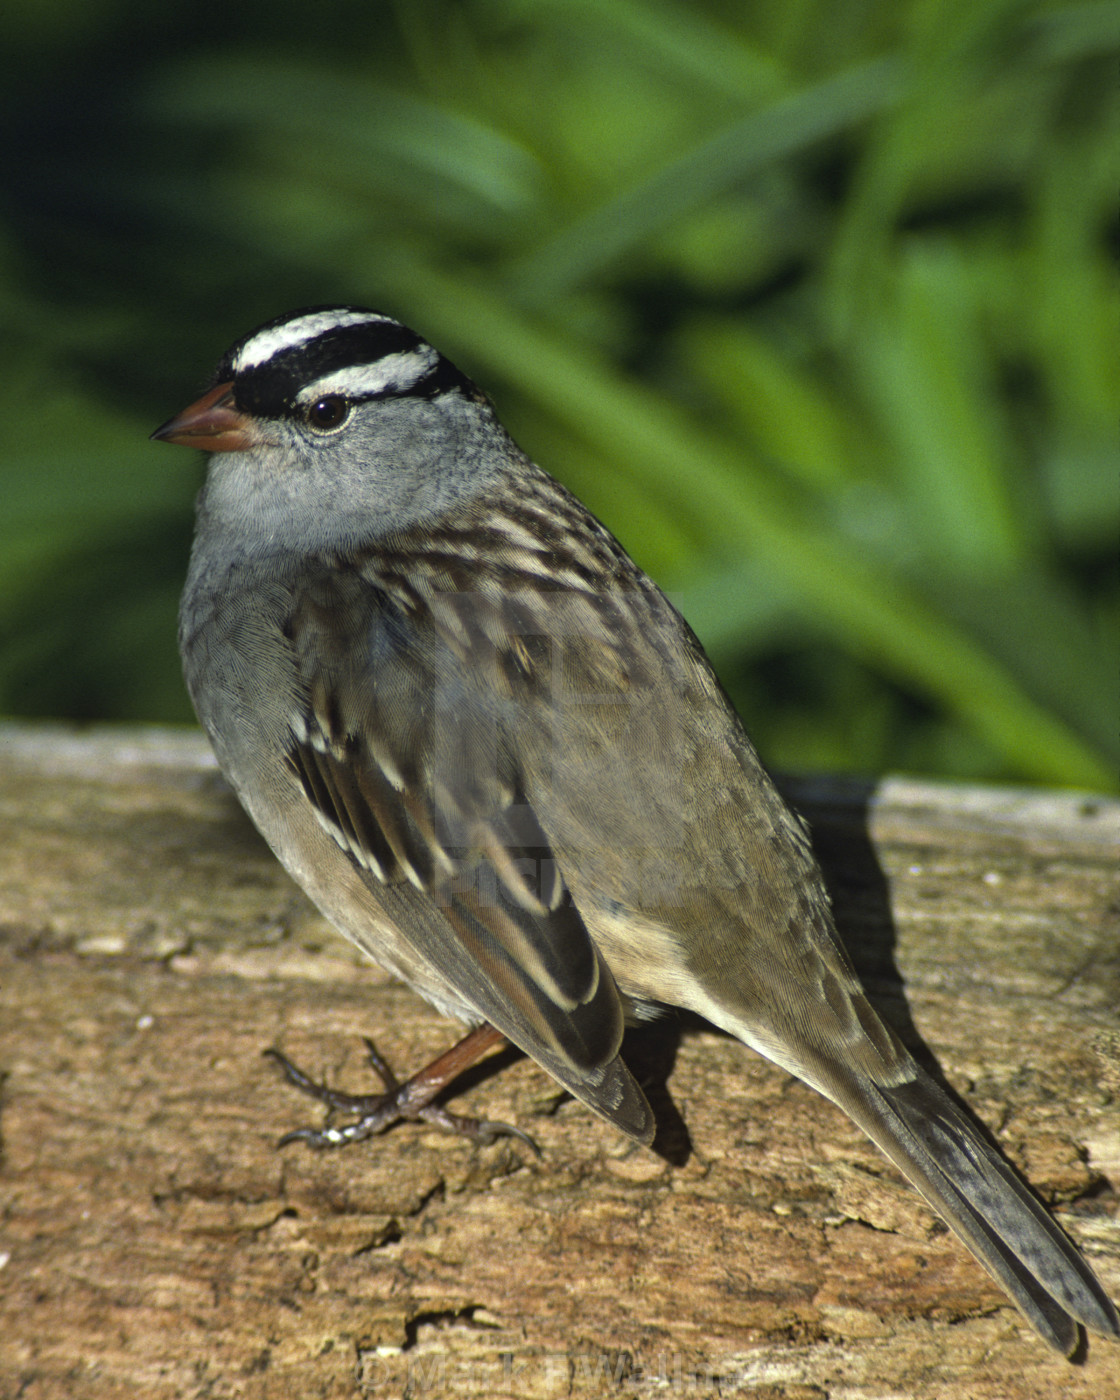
[0,722,1116,1398]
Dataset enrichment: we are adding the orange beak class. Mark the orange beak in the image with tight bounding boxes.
[151,381,259,452]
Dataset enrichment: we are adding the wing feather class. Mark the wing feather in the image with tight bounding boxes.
[281,559,654,1141]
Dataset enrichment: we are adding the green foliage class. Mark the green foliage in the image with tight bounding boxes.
[0,0,1116,786]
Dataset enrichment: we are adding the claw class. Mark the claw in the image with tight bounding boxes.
[263,1026,539,1154]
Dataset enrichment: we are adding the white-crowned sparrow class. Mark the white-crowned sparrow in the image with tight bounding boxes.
[154,305,1118,1355]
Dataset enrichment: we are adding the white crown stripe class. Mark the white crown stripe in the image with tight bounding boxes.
[233,309,394,372]
[294,347,439,403]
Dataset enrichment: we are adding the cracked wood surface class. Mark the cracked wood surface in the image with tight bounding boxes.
[0,721,1117,1399]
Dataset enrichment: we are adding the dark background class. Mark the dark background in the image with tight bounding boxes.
[1,0,1116,788]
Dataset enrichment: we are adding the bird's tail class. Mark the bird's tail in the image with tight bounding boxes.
[814,1058,1119,1354]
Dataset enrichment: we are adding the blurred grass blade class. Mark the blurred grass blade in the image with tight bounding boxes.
[931,573,1120,764]
[509,55,904,299]
[150,58,545,224]
[856,240,1026,574]
[521,0,787,98]
[678,315,869,493]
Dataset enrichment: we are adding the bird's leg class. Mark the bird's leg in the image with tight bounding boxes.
[265,1023,539,1152]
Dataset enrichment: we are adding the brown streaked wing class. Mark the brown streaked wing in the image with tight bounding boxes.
[281,549,654,1141]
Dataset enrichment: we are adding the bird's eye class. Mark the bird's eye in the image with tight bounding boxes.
[306,396,351,432]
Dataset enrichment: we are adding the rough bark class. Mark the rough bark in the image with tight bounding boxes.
[0,722,1116,1399]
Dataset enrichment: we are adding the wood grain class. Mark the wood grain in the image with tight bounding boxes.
[0,723,1117,1398]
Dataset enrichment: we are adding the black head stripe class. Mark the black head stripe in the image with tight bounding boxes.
[215,306,472,418]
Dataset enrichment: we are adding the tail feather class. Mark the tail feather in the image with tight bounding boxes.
[828,1066,1119,1353]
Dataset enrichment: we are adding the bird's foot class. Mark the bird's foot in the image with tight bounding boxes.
[264,1024,539,1152]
